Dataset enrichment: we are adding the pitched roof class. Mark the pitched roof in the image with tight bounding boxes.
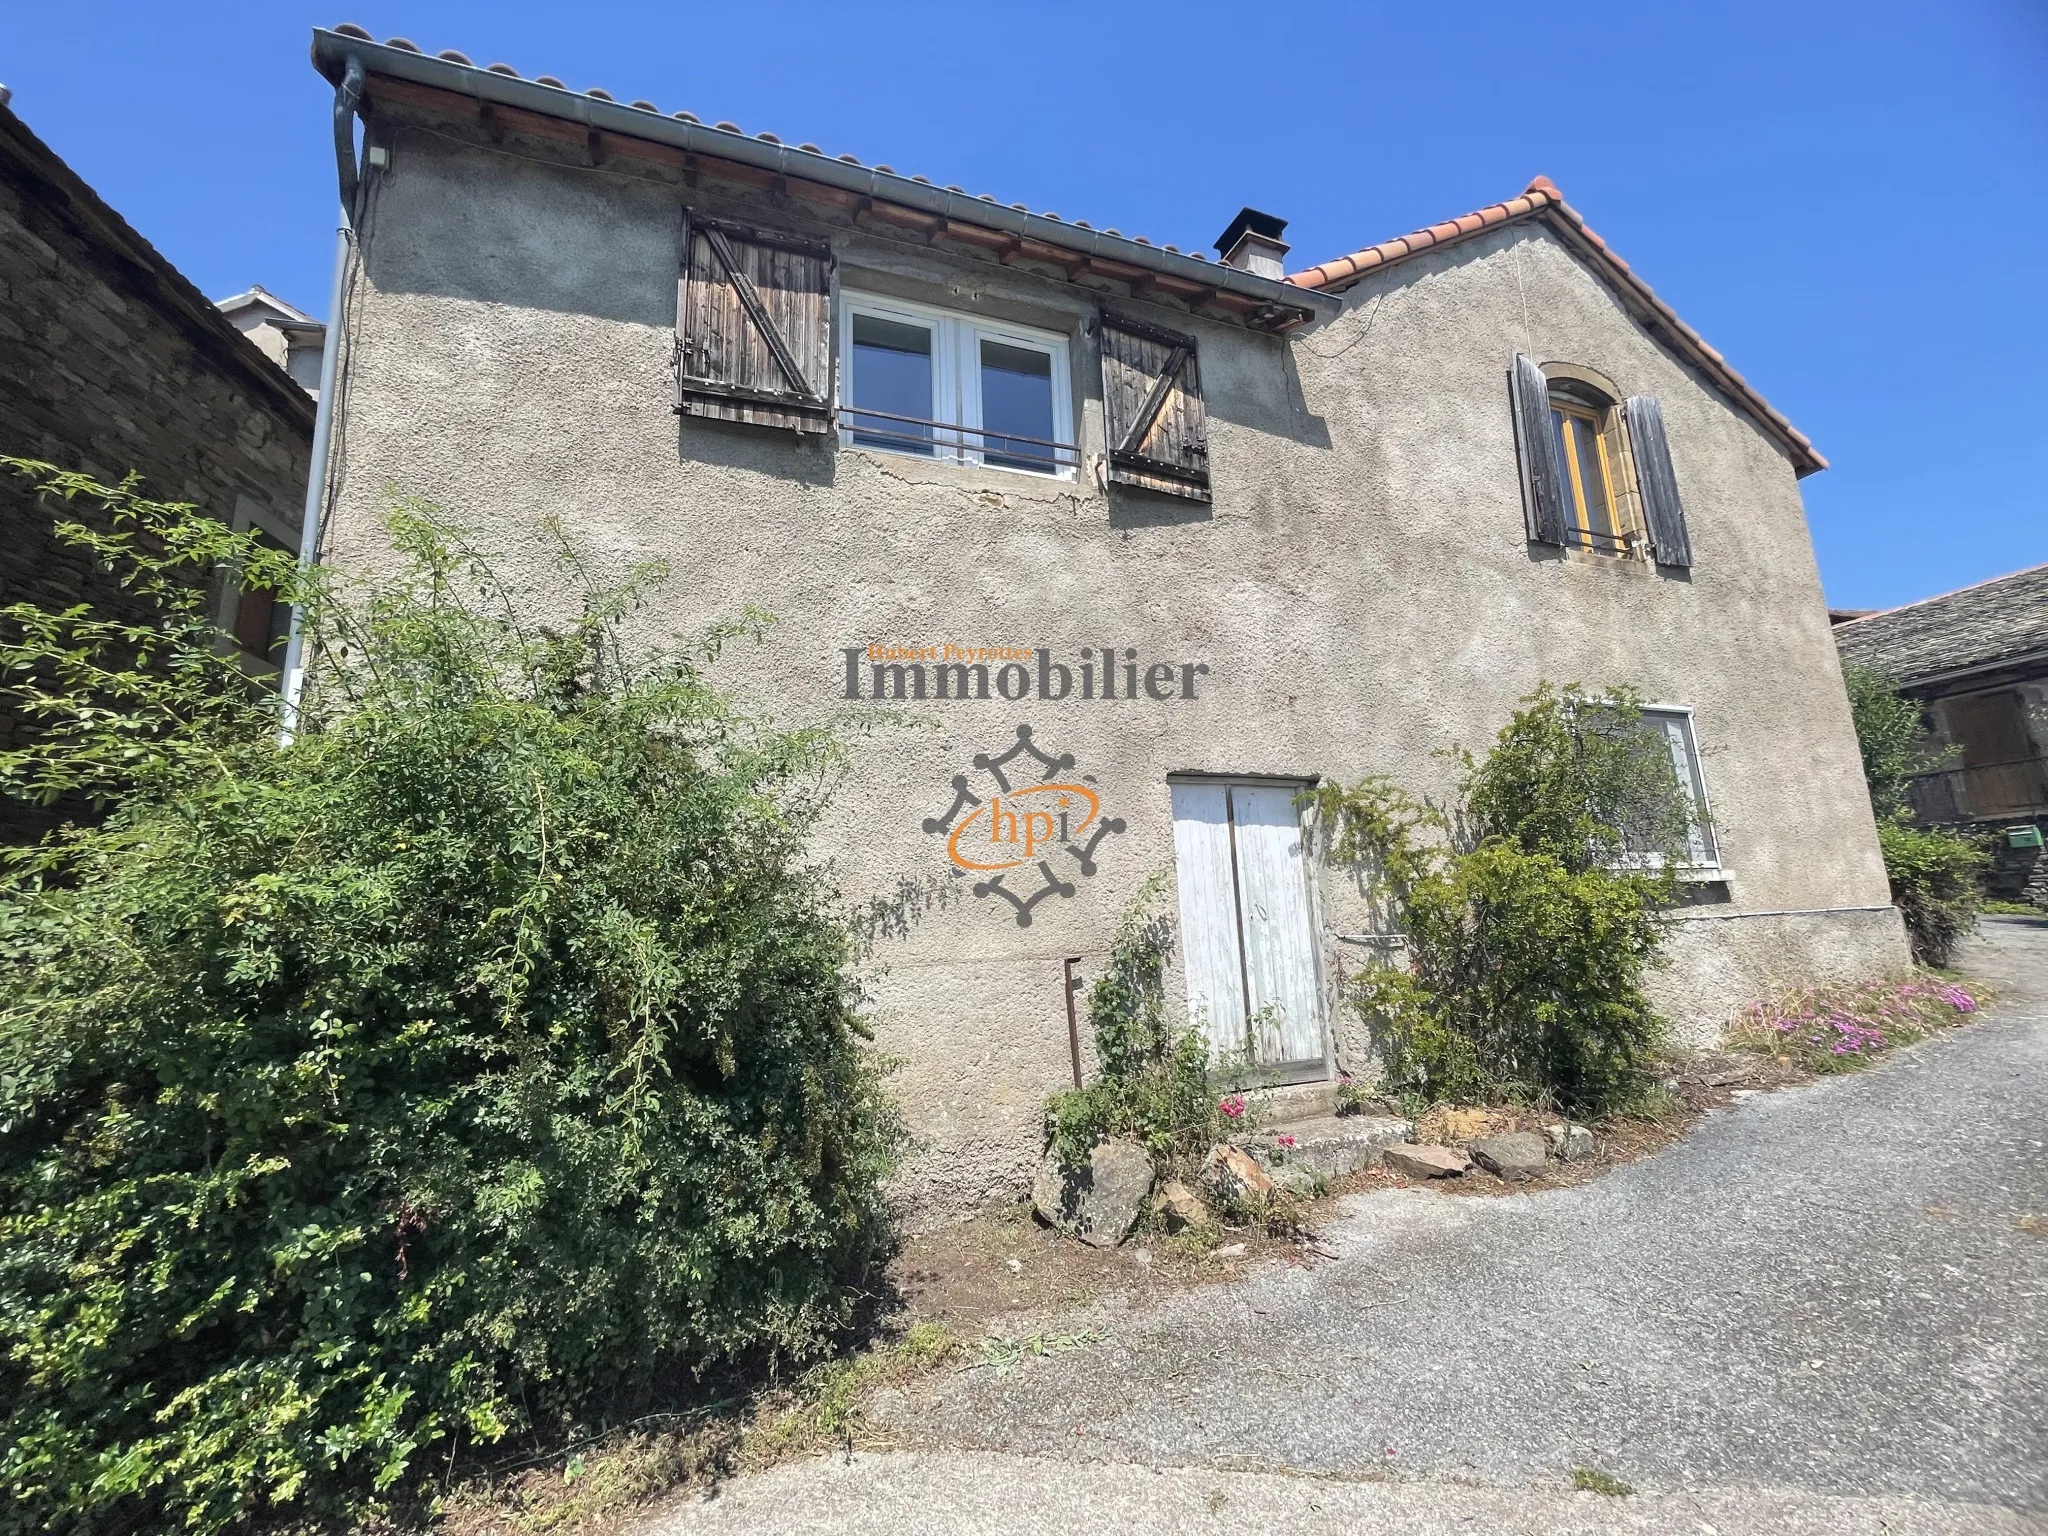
[310,28,1336,333]
[1833,562,2048,690]
[1287,177,1826,478]
[0,102,317,433]
[216,285,320,327]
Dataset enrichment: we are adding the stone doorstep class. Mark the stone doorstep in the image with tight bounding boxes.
[1241,1079,1339,1121]
[1241,1113,1414,1178]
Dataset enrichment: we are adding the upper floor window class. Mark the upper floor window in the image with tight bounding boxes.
[1510,354,1695,568]
[839,293,1077,477]
[1546,380,1638,557]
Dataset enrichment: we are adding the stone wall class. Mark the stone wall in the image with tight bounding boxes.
[0,104,314,841]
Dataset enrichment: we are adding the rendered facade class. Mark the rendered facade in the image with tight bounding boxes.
[307,29,1909,1215]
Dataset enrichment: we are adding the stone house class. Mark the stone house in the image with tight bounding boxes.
[216,285,328,397]
[1835,564,2048,903]
[0,97,315,842]
[307,28,1908,1214]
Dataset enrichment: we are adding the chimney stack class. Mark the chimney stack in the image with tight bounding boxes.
[1214,207,1290,280]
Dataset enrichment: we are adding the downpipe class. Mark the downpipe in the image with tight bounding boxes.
[279,56,363,737]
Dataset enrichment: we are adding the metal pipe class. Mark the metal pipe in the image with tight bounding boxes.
[276,208,351,738]
[279,56,367,736]
[332,55,363,221]
[1063,957,1084,1089]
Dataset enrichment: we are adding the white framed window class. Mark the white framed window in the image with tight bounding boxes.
[1642,705,1720,870]
[838,291,1076,478]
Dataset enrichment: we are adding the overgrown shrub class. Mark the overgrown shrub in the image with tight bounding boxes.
[1044,874,1219,1171]
[1841,662,1942,820]
[1309,685,1695,1115]
[1877,819,1987,966]
[0,462,899,1535]
[1841,662,1986,963]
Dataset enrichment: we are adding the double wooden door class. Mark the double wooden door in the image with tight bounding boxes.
[1169,780,1325,1074]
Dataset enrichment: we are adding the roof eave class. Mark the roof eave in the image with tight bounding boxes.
[1289,190,1826,478]
[309,30,1339,331]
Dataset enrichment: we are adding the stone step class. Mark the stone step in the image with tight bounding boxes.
[1242,1079,1338,1121]
[1240,1112,1413,1179]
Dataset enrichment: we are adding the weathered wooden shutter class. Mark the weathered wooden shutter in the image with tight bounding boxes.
[1100,313,1210,501]
[674,214,833,433]
[1624,395,1692,567]
[1510,353,1568,545]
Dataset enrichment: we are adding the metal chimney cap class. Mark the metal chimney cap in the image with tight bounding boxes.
[1213,206,1288,257]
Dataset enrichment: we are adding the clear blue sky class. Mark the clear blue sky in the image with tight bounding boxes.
[3,1,2043,610]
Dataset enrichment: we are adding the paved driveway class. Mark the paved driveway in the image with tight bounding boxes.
[650,919,2048,1534]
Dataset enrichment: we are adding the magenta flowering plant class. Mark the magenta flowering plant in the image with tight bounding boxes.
[1276,1133,1297,1148]
[1219,1094,1247,1120]
[1730,971,1985,1074]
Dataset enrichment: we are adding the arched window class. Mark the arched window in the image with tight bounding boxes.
[1544,376,1638,556]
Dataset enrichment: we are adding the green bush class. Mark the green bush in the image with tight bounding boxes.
[1841,662,1941,820]
[1839,662,1985,962]
[1877,818,1986,966]
[1044,875,1219,1172]
[0,462,898,1534]
[1310,685,1691,1114]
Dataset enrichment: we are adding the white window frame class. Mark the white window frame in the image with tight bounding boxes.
[837,290,1075,480]
[1640,703,1721,874]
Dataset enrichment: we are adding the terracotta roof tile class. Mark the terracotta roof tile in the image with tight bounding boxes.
[1287,177,1825,475]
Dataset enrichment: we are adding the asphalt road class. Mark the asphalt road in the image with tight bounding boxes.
[651,918,2048,1535]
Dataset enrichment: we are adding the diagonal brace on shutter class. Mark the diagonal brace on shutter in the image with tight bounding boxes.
[1118,343,1190,457]
[699,225,823,405]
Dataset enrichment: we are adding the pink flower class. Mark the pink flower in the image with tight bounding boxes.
[1277,1133,1297,1148]
[1219,1094,1247,1119]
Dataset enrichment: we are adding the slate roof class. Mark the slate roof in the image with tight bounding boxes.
[1288,177,1825,478]
[0,102,317,431]
[1833,562,2048,689]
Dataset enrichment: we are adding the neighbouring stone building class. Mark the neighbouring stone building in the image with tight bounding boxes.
[216,285,328,397]
[0,97,315,842]
[306,27,1909,1216]
[1835,564,2048,903]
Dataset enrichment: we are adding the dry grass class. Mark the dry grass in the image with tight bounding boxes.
[1726,971,1986,1073]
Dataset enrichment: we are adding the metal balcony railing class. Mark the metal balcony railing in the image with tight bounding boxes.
[841,407,1081,474]
[1907,754,2048,823]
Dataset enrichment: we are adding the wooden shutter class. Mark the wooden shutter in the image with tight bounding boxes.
[674,214,833,433]
[1101,313,1210,501]
[1624,395,1692,567]
[1510,353,1568,545]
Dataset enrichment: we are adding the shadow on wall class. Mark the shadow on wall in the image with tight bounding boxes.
[1203,326,1332,449]
[359,127,682,326]
[850,870,962,954]
[676,416,838,485]
[1108,483,1214,530]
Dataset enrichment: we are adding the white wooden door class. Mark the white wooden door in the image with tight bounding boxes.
[1169,781,1246,1057]
[1229,785,1325,1067]
[1169,781,1324,1070]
